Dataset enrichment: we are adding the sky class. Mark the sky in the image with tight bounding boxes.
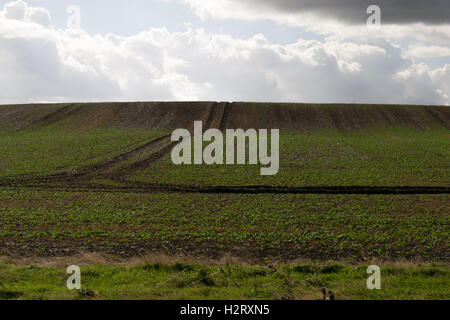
[0,0,449,105]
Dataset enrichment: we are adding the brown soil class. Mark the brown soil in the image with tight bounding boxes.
[2,238,446,263]
[1,102,449,133]
[222,103,450,131]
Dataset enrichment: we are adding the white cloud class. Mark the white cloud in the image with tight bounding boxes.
[406,44,450,59]
[3,0,27,20]
[431,64,450,104]
[0,0,449,105]
[2,0,51,27]
[27,7,51,27]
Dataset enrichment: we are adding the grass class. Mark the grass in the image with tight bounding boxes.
[130,128,450,187]
[0,127,168,178]
[0,262,448,300]
[1,120,448,187]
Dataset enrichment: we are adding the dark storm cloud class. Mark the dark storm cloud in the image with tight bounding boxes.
[245,0,450,25]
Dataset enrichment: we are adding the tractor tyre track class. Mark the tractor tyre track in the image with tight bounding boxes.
[1,180,449,195]
[204,102,218,130]
[219,102,230,131]
[71,134,172,179]
[0,134,172,185]
[112,101,229,178]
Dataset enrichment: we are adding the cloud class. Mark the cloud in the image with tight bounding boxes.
[0,34,123,103]
[27,7,51,27]
[3,0,26,20]
[212,0,450,25]
[431,64,450,102]
[0,0,448,105]
[406,44,450,59]
[180,0,450,45]
[182,0,450,25]
[2,0,51,27]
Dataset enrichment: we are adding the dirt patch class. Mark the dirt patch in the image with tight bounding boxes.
[0,252,251,267]
[0,238,447,264]
[76,103,118,131]
[0,251,444,268]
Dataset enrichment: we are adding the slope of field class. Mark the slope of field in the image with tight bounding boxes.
[0,102,448,260]
[0,102,212,133]
[0,102,449,190]
[221,102,450,131]
[0,101,449,300]
[129,129,449,188]
[1,102,449,133]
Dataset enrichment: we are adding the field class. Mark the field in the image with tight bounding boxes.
[0,102,448,300]
[0,260,448,300]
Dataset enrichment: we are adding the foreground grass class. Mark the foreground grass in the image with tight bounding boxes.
[0,262,448,300]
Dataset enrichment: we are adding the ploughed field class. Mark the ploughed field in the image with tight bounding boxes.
[0,102,449,262]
